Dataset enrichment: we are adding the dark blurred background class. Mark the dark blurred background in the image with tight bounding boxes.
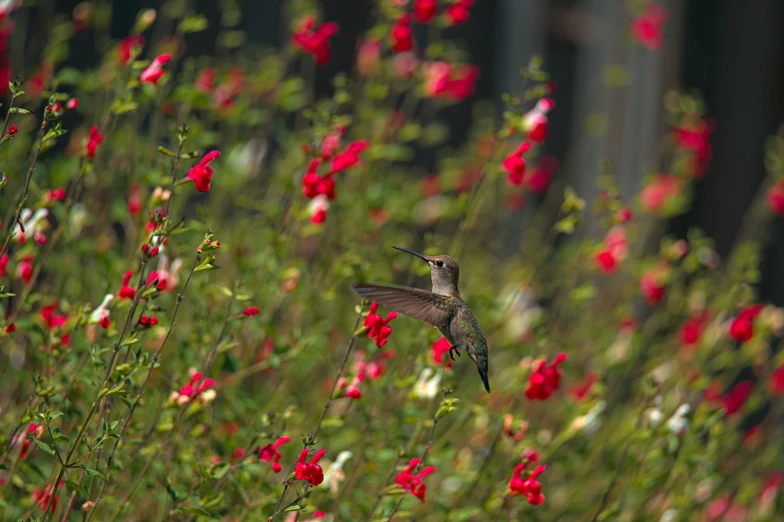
[46,0,784,302]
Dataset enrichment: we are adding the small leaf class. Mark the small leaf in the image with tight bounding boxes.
[33,438,56,456]
[180,507,212,516]
[383,484,407,496]
[9,107,33,115]
[82,467,106,480]
[158,145,176,157]
[47,411,64,422]
[282,504,303,513]
[65,479,87,494]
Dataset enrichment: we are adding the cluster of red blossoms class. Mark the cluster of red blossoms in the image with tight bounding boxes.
[508,450,546,505]
[302,132,368,224]
[341,349,393,400]
[295,448,327,486]
[257,435,291,473]
[363,301,398,348]
[525,353,567,401]
[174,372,215,404]
[395,458,436,502]
[292,15,339,65]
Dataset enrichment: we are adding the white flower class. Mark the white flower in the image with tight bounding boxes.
[413,368,442,399]
[666,404,690,434]
[14,208,49,242]
[89,294,114,324]
[323,451,353,492]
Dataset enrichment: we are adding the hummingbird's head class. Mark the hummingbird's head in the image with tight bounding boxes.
[392,247,460,296]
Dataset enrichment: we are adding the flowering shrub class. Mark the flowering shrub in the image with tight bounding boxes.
[0,1,783,521]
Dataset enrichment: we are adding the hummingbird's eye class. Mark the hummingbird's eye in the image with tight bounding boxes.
[436,260,444,267]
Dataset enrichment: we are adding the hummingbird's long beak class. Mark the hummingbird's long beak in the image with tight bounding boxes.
[392,246,430,263]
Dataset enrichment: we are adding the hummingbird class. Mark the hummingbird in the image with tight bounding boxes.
[352,246,490,393]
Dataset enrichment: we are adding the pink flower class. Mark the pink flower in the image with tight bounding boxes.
[187,150,221,192]
[502,142,532,186]
[356,39,381,76]
[674,117,713,177]
[258,436,291,473]
[292,16,339,65]
[346,373,366,399]
[16,256,34,285]
[522,98,555,143]
[128,184,141,216]
[86,125,103,158]
[140,54,172,85]
[195,67,216,92]
[422,62,479,101]
[395,458,436,502]
[640,174,681,213]
[294,448,327,486]
[631,2,667,51]
[176,372,215,403]
[568,372,598,402]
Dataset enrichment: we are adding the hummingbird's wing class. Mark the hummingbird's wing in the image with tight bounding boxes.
[352,283,452,327]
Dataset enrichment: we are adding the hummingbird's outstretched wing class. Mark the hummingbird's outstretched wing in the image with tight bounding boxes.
[352,283,452,327]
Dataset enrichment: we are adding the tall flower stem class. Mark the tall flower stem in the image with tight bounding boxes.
[267,303,367,521]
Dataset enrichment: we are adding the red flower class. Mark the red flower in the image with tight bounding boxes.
[525,353,567,401]
[445,0,473,25]
[117,35,145,64]
[616,207,633,223]
[140,53,172,85]
[346,373,366,399]
[331,140,369,173]
[4,322,15,333]
[243,306,260,316]
[766,180,784,217]
[118,270,136,299]
[17,256,34,285]
[640,267,667,304]
[395,458,436,502]
[86,125,103,158]
[46,188,67,202]
[32,481,62,512]
[258,435,291,473]
[431,337,453,369]
[7,124,16,136]
[526,156,557,194]
[674,117,713,177]
[728,304,764,342]
[128,184,141,216]
[187,150,221,192]
[522,98,555,143]
[66,98,79,110]
[177,372,215,402]
[391,14,414,52]
[680,313,708,347]
[502,142,532,186]
[509,462,546,506]
[769,365,784,395]
[631,2,667,51]
[423,62,479,101]
[414,0,438,23]
[720,380,752,416]
[292,16,339,65]
[98,315,111,329]
[195,67,216,92]
[294,448,327,486]
[356,38,381,77]
[640,174,681,213]
[0,253,7,277]
[594,250,617,274]
[363,302,398,348]
[41,303,67,330]
[568,372,598,402]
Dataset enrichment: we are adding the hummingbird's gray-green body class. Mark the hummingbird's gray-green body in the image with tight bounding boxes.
[352,247,491,393]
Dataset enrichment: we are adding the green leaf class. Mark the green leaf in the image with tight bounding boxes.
[65,479,87,494]
[82,467,106,480]
[282,504,303,513]
[33,438,56,456]
[99,382,126,398]
[180,507,212,517]
[47,411,64,422]
[42,125,69,144]
[178,14,209,34]
[383,484,406,496]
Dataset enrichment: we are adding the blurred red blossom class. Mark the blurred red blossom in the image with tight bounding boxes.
[631,2,667,51]
[85,125,103,158]
[414,0,437,23]
[187,150,221,192]
[431,337,453,369]
[568,372,598,402]
[509,461,546,506]
[395,458,436,502]
[391,14,414,52]
[117,35,144,64]
[258,436,291,473]
[640,174,681,213]
[503,142,532,186]
[140,53,171,85]
[728,304,764,342]
[680,312,708,347]
[445,0,473,25]
[525,353,567,400]
[292,16,339,65]
[364,302,397,348]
